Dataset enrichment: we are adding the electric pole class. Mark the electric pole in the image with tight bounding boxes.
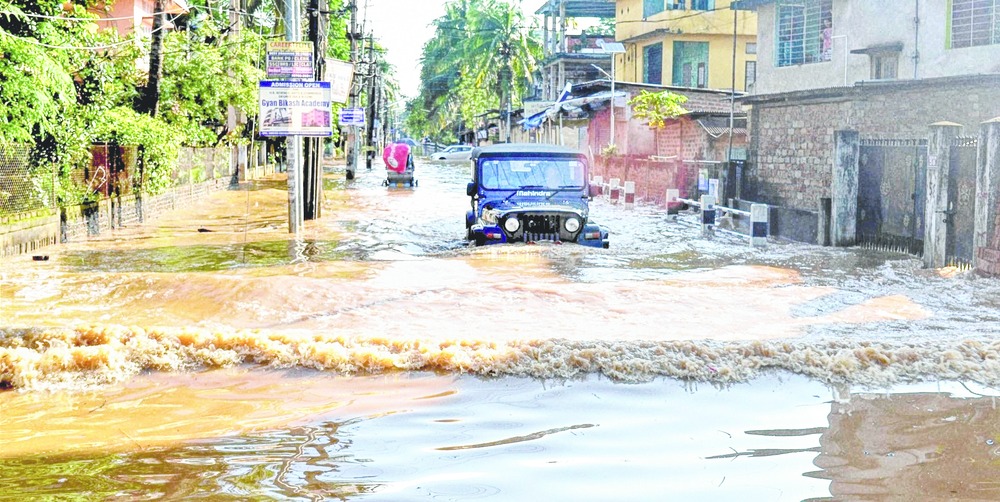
[345,1,359,180]
[365,36,377,171]
[304,0,326,219]
[284,0,303,233]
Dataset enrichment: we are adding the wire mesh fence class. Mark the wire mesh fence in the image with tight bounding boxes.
[1,144,233,220]
[175,147,232,185]
[0,144,57,218]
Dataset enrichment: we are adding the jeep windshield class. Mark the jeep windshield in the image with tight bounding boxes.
[480,158,586,191]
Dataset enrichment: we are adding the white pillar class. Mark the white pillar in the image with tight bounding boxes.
[624,181,635,208]
[750,203,769,247]
[701,194,716,237]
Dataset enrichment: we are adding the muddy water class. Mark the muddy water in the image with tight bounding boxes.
[3,158,1000,499]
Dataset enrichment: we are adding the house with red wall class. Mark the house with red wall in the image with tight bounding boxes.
[89,0,189,38]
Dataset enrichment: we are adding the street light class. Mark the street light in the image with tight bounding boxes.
[597,40,625,148]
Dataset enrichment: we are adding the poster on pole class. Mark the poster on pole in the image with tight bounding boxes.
[266,41,314,80]
[324,58,355,104]
[259,81,333,137]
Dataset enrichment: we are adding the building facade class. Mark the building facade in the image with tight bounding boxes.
[737,0,1000,95]
[734,0,1000,275]
[615,0,758,91]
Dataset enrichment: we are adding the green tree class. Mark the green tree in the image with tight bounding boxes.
[628,90,689,155]
[410,0,540,142]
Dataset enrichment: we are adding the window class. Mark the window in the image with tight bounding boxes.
[666,0,686,10]
[691,0,714,10]
[745,60,757,90]
[643,43,664,84]
[746,42,758,54]
[870,52,898,79]
[643,0,664,17]
[673,41,709,88]
[776,0,833,67]
[950,0,1000,48]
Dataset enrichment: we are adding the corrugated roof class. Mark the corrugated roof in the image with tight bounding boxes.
[533,0,615,18]
[571,80,745,115]
[730,0,777,10]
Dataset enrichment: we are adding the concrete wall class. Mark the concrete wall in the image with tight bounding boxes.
[753,1,1000,95]
[1,179,231,258]
[0,210,59,258]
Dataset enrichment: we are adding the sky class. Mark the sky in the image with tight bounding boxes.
[362,0,545,100]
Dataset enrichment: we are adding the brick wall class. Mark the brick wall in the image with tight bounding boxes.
[746,75,1000,213]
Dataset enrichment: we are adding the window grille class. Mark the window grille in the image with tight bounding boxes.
[775,0,833,67]
[871,52,899,79]
[745,60,757,90]
[644,0,665,17]
[691,0,714,9]
[644,43,664,84]
[673,41,710,87]
[951,0,999,48]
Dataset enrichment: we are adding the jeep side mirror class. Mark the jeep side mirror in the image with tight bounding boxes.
[467,182,476,197]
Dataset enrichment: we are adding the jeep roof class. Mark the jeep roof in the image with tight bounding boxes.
[471,143,586,160]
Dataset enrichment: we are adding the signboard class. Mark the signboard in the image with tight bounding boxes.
[259,81,333,137]
[266,41,314,80]
[338,107,365,126]
[523,101,553,117]
[325,58,355,104]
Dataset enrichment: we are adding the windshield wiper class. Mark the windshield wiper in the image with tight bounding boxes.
[546,186,580,200]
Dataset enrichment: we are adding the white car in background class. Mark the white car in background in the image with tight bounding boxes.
[435,145,474,161]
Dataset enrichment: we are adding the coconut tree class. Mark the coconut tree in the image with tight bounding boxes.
[412,0,540,142]
[463,0,540,141]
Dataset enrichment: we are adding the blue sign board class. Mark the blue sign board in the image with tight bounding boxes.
[339,108,366,126]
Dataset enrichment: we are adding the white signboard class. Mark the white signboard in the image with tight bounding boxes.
[338,107,365,126]
[325,58,355,104]
[259,81,333,137]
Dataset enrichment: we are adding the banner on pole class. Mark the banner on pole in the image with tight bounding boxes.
[266,41,315,80]
[259,81,333,137]
[324,58,355,104]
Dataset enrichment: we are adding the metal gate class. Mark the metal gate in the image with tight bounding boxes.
[857,139,927,255]
[947,135,979,268]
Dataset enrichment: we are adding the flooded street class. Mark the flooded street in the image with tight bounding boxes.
[4,158,1000,500]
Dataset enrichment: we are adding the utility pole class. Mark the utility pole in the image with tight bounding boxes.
[284,0,303,233]
[228,0,243,188]
[304,0,327,219]
[365,36,377,170]
[345,1,359,180]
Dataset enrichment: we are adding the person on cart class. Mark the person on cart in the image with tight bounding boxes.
[382,141,416,187]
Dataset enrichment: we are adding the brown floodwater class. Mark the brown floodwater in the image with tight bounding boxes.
[3,159,1000,500]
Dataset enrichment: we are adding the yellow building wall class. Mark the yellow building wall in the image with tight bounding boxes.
[615,0,757,91]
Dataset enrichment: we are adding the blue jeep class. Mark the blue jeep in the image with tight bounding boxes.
[465,144,609,248]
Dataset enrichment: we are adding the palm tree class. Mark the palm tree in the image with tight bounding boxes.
[414,0,540,143]
[463,0,540,141]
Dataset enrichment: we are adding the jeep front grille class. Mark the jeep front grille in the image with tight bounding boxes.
[522,214,560,234]
[506,213,581,243]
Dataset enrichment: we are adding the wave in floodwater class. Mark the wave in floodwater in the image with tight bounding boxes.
[4,324,1000,391]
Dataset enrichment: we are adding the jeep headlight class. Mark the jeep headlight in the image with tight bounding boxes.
[503,216,520,233]
[564,217,581,233]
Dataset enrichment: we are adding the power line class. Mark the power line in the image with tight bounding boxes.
[0,13,184,51]
[1,10,153,22]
